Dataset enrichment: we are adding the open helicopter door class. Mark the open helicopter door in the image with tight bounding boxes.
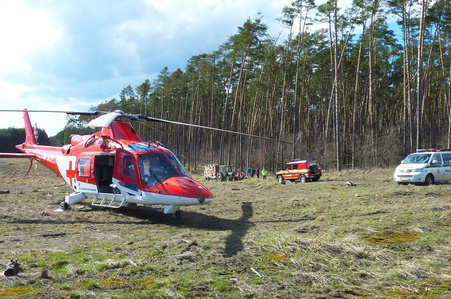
[94,155,115,193]
[113,148,142,194]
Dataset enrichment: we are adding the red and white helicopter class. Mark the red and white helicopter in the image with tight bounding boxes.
[0,109,279,221]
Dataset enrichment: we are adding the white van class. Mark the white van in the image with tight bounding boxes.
[394,149,451,185]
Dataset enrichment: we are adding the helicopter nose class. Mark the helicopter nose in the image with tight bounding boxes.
[160,176,213,200]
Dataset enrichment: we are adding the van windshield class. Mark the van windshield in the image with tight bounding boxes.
[402,154,431,164]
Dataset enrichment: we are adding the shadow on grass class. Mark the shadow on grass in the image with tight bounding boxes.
[118,201,254,257]
[4,202,254,257]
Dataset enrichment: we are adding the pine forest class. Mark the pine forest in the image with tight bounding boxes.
[65,0,451,172]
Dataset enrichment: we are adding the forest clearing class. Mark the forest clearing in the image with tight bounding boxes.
[0,158,450,298]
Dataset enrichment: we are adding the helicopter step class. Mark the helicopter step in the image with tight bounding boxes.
[91,194,125,208]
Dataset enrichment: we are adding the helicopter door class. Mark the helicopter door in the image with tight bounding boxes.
[95,155,115,193]
[113,148,141,192]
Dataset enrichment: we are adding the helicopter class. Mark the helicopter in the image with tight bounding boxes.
[0,109,285,221]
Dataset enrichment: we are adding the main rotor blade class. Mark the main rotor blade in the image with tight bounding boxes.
[87,110,124,127]
[0,109,292,144]
[138,115,293,145]
[138,121,174,134]
[0,109,100,116]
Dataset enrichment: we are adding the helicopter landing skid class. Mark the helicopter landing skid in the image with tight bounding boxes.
[168,210,182,223]
[54,192,87,212]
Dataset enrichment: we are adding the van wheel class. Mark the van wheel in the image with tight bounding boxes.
[299,175,306,183]
[424,174,434,185]
[277,175,285,184]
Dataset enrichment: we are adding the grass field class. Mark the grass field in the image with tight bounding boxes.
[0,159,450,298]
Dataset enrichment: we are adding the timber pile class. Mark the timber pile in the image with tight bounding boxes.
[204,164,219,180]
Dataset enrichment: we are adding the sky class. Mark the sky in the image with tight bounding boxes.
[0,0,336,137]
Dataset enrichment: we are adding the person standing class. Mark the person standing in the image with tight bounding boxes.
[256,166,260,178]
[262,168,267,179]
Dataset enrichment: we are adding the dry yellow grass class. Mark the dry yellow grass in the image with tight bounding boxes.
[0,159,450,298]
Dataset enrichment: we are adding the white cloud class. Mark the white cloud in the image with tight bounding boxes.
[0,0,62,73]
[0,80,31,100]
[0,0,297,136]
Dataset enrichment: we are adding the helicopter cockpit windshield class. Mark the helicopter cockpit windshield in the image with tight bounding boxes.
[138,153,190,186]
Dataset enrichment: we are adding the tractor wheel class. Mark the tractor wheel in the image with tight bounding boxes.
[216,172,224,181]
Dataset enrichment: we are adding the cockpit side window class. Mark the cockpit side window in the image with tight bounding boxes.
[121,154,136,179]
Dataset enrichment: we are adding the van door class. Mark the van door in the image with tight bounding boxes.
[441,153,451,182]
[430,153,444,182]
[289,163,298,180]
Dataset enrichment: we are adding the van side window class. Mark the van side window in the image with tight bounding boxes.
[442,153,451,164]
[431,153,442,164]
[293,164,298,170]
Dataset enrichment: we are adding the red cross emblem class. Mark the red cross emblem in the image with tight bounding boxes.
[65,160,77,187]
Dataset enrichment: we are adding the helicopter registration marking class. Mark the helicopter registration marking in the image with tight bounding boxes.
[77,183,97,193]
